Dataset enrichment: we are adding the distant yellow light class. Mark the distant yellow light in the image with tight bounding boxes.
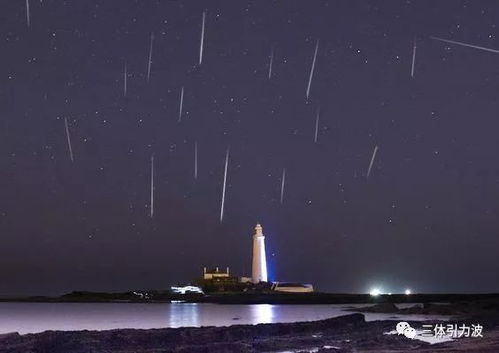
[405,289,412,295]
[369,288,381,296]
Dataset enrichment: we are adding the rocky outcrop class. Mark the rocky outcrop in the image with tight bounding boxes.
[0,314,406,353]
[349,299,499,317]
[1,312,498,353]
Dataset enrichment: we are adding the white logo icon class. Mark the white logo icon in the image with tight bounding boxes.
[396,321,417,339]
[403,327,417,339]
[396,322,410,335]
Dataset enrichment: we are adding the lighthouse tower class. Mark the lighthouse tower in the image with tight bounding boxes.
[251,223,268,283]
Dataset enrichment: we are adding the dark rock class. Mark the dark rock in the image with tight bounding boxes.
[0,314,367,353]
[1,312,498,352]
[0,333,21,346]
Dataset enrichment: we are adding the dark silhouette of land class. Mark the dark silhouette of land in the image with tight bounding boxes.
[3,291,499,305]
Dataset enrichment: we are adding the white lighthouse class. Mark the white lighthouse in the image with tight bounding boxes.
[251,223,268,283]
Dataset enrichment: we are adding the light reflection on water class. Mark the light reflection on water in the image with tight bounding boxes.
[0,302,449,334]
[166,303,200,327]
[251,304,273,324]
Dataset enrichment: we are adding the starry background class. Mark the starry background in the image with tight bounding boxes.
[1,0,499,296]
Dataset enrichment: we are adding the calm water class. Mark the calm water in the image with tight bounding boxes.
[0,302,449,334]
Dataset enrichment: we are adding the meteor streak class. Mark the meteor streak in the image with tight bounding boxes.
[123,62,127,97]
[147,32,154,82]
[150,154,154,218]
[178,86,184,122]
[268,46,274,80]
[64,117,74,162]
[411,38,417,78]
[280,168,286,204]
[220,148,229,223]
[194,141,198,180]
[26,0,30,27]
[367,145,378,178]
[306,39,319,100]
[199,11,206,65]
[314,106,320,143]
[431,36,499,55]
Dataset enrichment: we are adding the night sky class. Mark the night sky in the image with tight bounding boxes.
[1,0,499,296]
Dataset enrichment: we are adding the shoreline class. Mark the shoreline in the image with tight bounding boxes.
[2,292,499,305]
[2,295,498,351]
[1,312,498,352]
